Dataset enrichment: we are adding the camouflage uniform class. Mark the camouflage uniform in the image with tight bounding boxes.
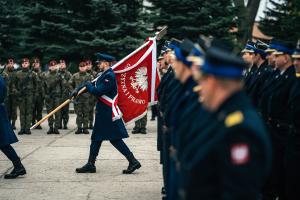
[43,70,63,133]
[86,69,97,129]
[4,68,18,129]
[32,68,45,129]
[132,114,147,134]
[58,69,72,129]
[69,71,93,132]
[15,68,37,134]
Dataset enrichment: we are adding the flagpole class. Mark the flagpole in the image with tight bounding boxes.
[30,27,168,129]
[112,41,151,70]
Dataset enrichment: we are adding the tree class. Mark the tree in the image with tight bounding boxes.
[233,0,261,45]
[0,0,28,59]
[259,0,300,43]
[76,0,148,59]
[0,0,149,63]
[146,0,237,43]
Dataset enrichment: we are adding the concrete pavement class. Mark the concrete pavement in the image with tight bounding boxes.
[0,111,162,200]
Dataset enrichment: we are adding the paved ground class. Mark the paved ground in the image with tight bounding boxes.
[0,111,162,200]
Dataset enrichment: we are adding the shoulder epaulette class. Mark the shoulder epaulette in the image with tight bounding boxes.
[225,111,244,128]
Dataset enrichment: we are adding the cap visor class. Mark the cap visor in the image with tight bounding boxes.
[292,55,300,59]
[273,51,284,55]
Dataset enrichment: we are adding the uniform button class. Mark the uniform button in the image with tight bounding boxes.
[169,146,177,158]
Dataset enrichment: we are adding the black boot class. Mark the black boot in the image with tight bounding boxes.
[83,129,89,134]
[89,123,93,129]
[53,128,60,134]
[18,129,25,135]
[123,153,141,174]
[161,187,166,195]
[76,154,96,173]
[25,129,31,135]
[75,128,81,134]
[47,127,54,134]
[140,128,147,134]
[131,128,140,134]
[4,160,26,179]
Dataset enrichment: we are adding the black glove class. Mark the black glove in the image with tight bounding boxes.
[69,83,87,99]
[69,88,79,99]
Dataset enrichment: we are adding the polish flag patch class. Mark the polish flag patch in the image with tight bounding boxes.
[231,143,249,165]
[105,79,109,82]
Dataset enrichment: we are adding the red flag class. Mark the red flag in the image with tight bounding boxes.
[112,38,159,124]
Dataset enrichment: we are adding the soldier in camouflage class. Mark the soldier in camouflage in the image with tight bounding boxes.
[58,59,72,129]
[132,114,147,134]
[4,59,18,130]
[32,58,44,129]
[43,60,63,134]
[86,60,97,129]
[69,61,93,134]
[15,58,37,135]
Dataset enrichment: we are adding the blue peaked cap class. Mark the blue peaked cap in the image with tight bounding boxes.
[95,53,116,62]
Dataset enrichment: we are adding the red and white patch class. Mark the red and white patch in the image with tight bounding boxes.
[230,143,249,165]
[105,79,109,82]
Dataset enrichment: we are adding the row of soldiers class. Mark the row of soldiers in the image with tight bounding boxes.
[242,39,300,200]
[156,37,300,200]
[0,58,99,135]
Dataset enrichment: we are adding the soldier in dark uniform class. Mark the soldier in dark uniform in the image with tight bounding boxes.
[15,58,37,135]
[32,58,44,129]
[247,40,272,109]
[43,60,63,134]
[258,41,281,125]
[73,53,141,174]
[58,59,72,129]
[156,51,170,197]
[263,40,296,200]
[69,61,93,134]
[5,58,18,129]
[157,44,176,198]
[179,40,272,200]
[165,39,203,200]
[86,59,97,129]
[284,43,300,200]
[241,41,257,94]
[0,74,26,179]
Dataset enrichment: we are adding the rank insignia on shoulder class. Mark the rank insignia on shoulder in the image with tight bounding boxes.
[296,73,300,78]
[225,111,244,127]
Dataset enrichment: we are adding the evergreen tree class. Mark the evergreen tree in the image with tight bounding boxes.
[146,0,237,43]
[76,0,148,59]
[259,0,300,42]
[0,0,149,63]
[0,0,27,59]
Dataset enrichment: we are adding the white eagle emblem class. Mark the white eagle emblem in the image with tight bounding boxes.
[130,67,148,93]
